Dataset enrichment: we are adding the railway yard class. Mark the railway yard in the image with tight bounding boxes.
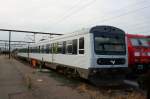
[0,0,150,99]
[0,55,147,99]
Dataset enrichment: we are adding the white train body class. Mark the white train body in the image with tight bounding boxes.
[17,26,129,83]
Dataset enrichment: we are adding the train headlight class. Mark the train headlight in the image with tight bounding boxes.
[134,52,140,56]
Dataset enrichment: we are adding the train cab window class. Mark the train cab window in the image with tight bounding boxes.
[130,38,139,46]
[62,41,66,54]
[131,38,149,47]
[79,37,84,54]
[72,39,77,54]
[67,40,73,54]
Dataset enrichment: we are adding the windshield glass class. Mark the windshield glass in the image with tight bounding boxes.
[94,35,126,55]
[131,38,149,47]
[147,38,150,45]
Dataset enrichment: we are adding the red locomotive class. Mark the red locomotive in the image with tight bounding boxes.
[127,34,150,73]
[147,36,150,45]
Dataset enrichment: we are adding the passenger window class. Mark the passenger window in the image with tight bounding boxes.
[44,45,46,53]
[72,39,77,54]
[52,43,54,53]
[34,47,36,53]
[79,50,84,54]
[39,46,40,53]
[36,47,38,53]
[53,43,58,54]
[27,47,30,53]
[62,41,66,54]
[33,47,35,53]
[49,44,52,53]
[30,47,32,53]
[67,40,73,54]
[79,37,84,54]
[57,42,63,54]
[46,44,50,53]
[42,45,44,53]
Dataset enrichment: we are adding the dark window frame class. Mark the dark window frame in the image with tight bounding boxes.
[46,44,50,53]
[57,42,63,54]
[79,37,84,54]
[66,40,73,54]
[72,39,78,55]
[62,41,66,54]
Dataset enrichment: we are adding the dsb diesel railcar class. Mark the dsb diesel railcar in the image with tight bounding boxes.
[17,26,128,84]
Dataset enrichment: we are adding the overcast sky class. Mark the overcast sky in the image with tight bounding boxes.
[0,0,150,43]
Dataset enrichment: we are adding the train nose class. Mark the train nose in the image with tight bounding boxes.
[97,58,126,65]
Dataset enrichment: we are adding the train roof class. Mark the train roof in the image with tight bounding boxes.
[30,28,90,47]
[126,34,147,38]
[30,25,125,47]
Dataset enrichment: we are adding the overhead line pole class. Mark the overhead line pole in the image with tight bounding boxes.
[5,42,7,56]
[34,33,35,42]
[9,31,11,59]
[5,42,6,51]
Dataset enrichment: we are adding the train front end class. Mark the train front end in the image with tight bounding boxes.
[88,26,128,85]
[127,34,150,74]
[148,36,150,45]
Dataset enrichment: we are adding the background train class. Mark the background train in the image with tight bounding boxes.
[127,34,150,74]
[17,25,129,84]
[147,36,150,45]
